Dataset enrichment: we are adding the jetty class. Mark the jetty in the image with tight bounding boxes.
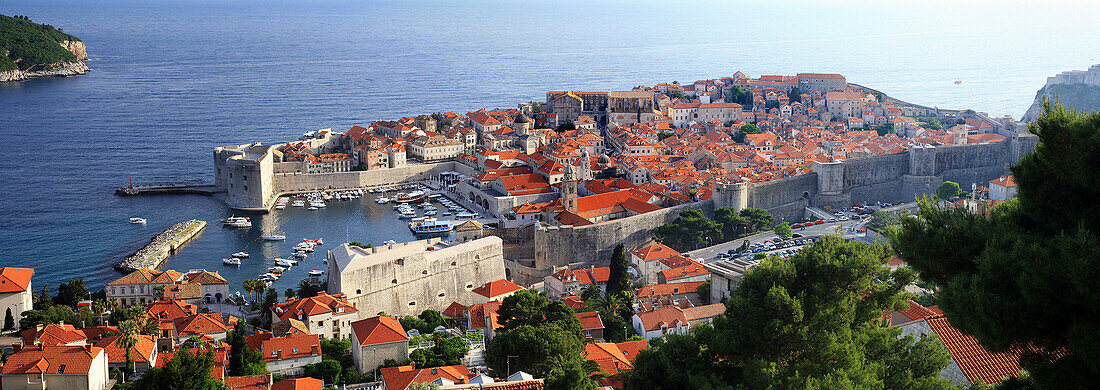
[116,220,207,273]
[115,184,221,196]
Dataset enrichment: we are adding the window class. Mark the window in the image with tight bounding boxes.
[272,351,278,356]
[409,301,416,306]
[57,365,66,374]
[292,348,298,354]
[438,292,445,298]
[356,289,361,295]
[318,321,324,327]
[422,270,428,275]
[392,278,398,284]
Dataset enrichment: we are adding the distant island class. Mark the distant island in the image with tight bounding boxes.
[1022,64,1100,122]
[0,14,88,82]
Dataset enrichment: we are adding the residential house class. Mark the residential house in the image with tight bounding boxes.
[0,267,33,331]
[574,311,605,342]
[543,266,610,298]
[350,316,410,374]
[95,334,158,374]
[634,281,706,308]
[247,332,322,376]
[631,304,726,339]
[989,175,1018,200]
[630,244,680,285]
[106,269,183,307]
[583,340,647,388]
[380,364,473,390]
[270,293,359,341]
[183,270,231,304]
[0,345,109,390]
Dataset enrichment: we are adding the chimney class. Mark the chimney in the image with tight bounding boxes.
[12,342,23,352]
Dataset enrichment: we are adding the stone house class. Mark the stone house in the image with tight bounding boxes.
[350,316,409,374]
[95,334,158,375]
[106,269,183,308]
[471,279,524,305]
[630,244,680,285]
[988,175,1018,200]
[183,270,231,304]
[0,268,33,331]
[543,266,610,298]
[574,311,605,342]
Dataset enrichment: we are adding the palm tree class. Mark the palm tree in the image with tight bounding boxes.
[117,319,139,376]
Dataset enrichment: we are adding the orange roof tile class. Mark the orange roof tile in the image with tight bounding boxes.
[0,345,104,375]
[631,244,680,262]
[472,279,523,299]
[96,334,157,364]
[380,364,472,390]
[634,281,706,298]
[272,378,322,390]
[574,311,604,331]
[351,316,408,346]
[926,315,1024,384]
[0,267,33,293]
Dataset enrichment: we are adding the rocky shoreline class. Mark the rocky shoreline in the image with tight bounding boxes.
[1,40,89,82]
[0,61,89,82]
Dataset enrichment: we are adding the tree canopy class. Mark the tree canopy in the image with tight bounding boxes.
[889,102,1100,389]
[627,236,953,389]
[935,181,963,200]
[486,290,585,378]
[132,349,226,390]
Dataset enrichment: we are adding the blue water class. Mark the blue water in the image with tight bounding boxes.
[2,0,1099,291]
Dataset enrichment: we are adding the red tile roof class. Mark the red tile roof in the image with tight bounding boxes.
[989,175,1017,187]
[96,334,157,364]
[472,279,523,299]
[272,293,357,321]
[631,244,680,262]
[259,333,320,362]
[174,313,229,336]
[574,311,604,331]
[148,299,199,322]
[442,302,468,319]
[0,267,33,293]
[0,345,104,375]
[351,316,408,346]
[380,364,472,390]
[925,315,1024,384]
[468,301,502,329]
[634,281,706,298]
[226,374,272,390]
[272,377,322,390]
[21,324,87,347]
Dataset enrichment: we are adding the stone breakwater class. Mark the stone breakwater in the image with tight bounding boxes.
[116,220,207,273]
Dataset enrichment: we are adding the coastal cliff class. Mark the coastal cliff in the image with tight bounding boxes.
[0,15,89,82]
[1022,64,1100,122]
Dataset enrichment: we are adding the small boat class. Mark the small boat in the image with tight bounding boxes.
[269,266,286,274]
[276,259,298,267]
[262,272,281,280]
[223,258,241,266]
[409,218,454,234]
[425,210,438,216]
[291,200,306,207]
[310,200,327,208]
[129,217,147,224]
[227,218,252,228]
[304,238,324,245]
[274,204,286,210]
[263,234,287,241]
[376,197,390,204]
[394,190,426,203]
[398,209,418,219]
[382,239,397,246]
[308,206,318,210]
[231,251,249,258]
[292,251,308,258]
[308,270,324,277]
[456,212,477,219]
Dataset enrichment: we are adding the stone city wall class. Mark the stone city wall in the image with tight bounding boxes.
[273,162,462,194]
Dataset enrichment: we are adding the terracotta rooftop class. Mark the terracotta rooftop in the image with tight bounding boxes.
[96,334,157,364]
[272,377,322,390]
[0,345,104,375]
[21,323,87,347]
[574,311,604,331]
[631,244,680,262]
[925,315,1024,384]
[989,175,1017,187]
[272,293,358,321]
[0,267,33,293]
[380,364,472,390]
[472,279,524,299]
[351,316,408,346]
[634,281,706,298]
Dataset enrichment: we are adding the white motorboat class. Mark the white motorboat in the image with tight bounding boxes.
[376,197,390,204]
[231,251,249,258]
[308,270,324,277]
[274,204,286,210]
[308,206,318,210]
[262,272,281,280]
[263,234,287,241]
[276,259,298,267]
[382,239,397,246]
[291,200,306,207]
[310,200,327,208]
[269,266,286,274]
[223,258,241,266]
[292,251,308,258]
[129,217,147,224]
[227,218,252,228]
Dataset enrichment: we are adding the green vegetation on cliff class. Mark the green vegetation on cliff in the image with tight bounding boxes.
[0,14,82,72]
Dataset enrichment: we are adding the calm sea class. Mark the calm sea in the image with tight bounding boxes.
[2,0,1098,292]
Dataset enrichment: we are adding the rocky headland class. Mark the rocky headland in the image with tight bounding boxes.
[0,15,89,82]
[1022,64,1100,122]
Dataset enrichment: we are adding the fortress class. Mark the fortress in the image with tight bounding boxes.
[506,134,1038,285]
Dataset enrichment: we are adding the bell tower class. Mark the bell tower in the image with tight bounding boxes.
[563,164,579,214]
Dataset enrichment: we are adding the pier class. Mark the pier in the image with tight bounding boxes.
[116,220,207,273]
[115,184,222,196]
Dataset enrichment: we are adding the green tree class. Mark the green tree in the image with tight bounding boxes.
[409,334,469,368]
[556,122,576,131]
[418,310,445,331]
[285,288,295,300]
[733,123,764,143]
[54,278,88,307]
[261,288,278,323]
[227,330,267,376]
[725,85,753,106]
[773,222,792,239]
[935,181,963,200]
[304,359,343,384]
[320,337,354,371]
[297,279,320,299]
[487,290,585,377]
[889,102,1100,389]
[710,236,950,388]
[695,281,711,305]
[485,324,582,377]
[788,87,802,103]
[606,244,630,296]
[544,354,601,390]
[132,349,227,390]
[626,331,730,390]
[653,209,722,251]
[399,316,429,335]
[739,208,774,233]
[117,319,139,376]
[587,292,632,342]
[407,382,440,390]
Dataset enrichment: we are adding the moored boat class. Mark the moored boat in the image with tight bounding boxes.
[409,218,454,234]
[223,258,241,266]
[129,217,147,224]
